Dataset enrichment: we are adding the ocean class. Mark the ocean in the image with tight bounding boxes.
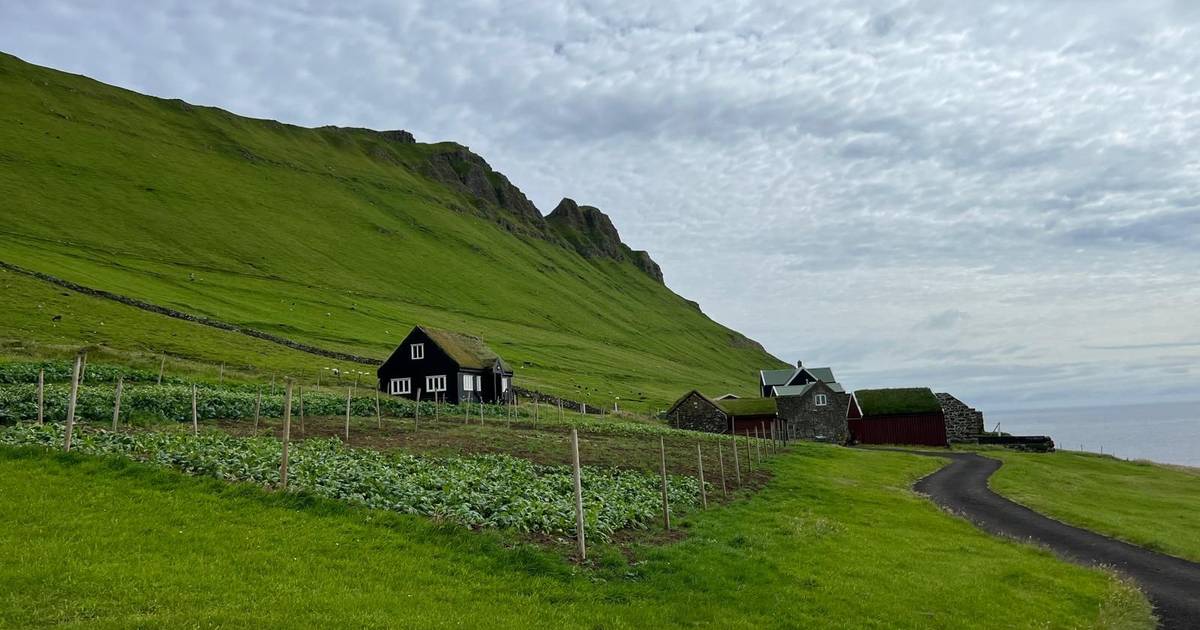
[987,400,1200,467]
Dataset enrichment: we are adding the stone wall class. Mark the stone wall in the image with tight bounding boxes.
[776,384,850,443]
[936,392,985,442]
[668,392,728,434]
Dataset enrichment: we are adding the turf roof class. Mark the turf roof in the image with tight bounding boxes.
[853,388,942,416]
[715,397,778,417]
[419,326,509,372]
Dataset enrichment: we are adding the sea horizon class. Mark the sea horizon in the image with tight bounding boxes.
[986,399,1200,468]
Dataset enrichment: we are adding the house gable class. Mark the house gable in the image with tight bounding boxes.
[667,390,729,434]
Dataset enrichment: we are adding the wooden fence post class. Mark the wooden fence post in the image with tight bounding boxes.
[559,400,563,421]
[157,355,165,385]
[79,352,87,384]
[344,386,351,441]
[375,389,382,429]
[479,399,484,426]
[280,380,293,488]
[570,428,586,561]
[36,368,44,425]
[219,363,224,384]
[659,436,671,530]
[63,354,82,452]
[415,389,422,431]
[696,443,708,509]
[745,431,753,472]
[755,427,762,462]
[191,384,199,435]
[111,377,124,430]
[717,443,728,497]
[253,386,261,432]
[298,386,305,435]
[731,434,741,486]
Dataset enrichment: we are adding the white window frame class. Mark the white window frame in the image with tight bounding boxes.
[474,375,482,392]
[410,343,425,360]
[501,376,510,393]
[462,373,475,391]
[389,378,411,395]
[426,374,446,392]
[815,393,828,407]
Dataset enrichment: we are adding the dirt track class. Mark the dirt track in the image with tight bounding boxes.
[907,451,1200,629]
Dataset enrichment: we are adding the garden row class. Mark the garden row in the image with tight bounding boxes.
[0,376,745,444]
[0,423,701,539]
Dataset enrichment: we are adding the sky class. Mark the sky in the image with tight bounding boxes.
[3,1,1198,410]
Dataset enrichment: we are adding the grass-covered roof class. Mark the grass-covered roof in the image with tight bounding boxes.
[420,326,507,372]
[715,397,777,417]
[853,388,942,416]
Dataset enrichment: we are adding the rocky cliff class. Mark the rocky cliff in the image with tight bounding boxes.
[412,142,664,283]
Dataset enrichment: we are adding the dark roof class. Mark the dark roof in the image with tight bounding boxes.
[853,388,942,416]
[760,369,794,387]
[805,367,837,383]
[418,326,510,372]
[772,383,818,397]
[715,397,777,417]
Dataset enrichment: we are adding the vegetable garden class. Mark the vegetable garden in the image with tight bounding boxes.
[0,423,701,539]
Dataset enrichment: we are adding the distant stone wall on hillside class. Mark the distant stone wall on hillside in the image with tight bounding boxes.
[936,392,985,442]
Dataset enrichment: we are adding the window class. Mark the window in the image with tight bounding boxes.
[474,375,482,392]
[501,377,510,392]
[411,343,425,360]
[389,378,411,395]
[425,375,446,392]
[815,393,828,407]
[462,373,475,391]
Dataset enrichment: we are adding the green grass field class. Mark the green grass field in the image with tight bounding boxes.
[0,445,1152,629]
[987,449,1200,563]
[0,51,785,408]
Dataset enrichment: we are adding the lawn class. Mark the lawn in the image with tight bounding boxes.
[987,449,1200,563]
[0,444,1153,628]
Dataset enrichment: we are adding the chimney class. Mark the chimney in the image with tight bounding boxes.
[796,360,803,368]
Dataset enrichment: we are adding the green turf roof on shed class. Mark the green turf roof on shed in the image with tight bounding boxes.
[419,326,509,372]
[715,397,777,417]
[853,388,941,416]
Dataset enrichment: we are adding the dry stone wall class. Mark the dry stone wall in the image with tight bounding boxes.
[936,392,985,442]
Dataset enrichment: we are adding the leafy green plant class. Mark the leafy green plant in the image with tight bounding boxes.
[0,423,700,539]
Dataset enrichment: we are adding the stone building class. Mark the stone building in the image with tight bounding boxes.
[935,392,985,442]
[666,391,779,436]
[774,381,851,443]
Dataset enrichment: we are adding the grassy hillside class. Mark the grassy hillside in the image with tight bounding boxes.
[987,449,1200,563]
[0,52,785,406]
[0,446,1152,628]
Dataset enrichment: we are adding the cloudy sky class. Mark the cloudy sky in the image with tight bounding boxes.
[4,1,1198,409]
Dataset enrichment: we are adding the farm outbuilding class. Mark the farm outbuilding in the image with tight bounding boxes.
[666,391,779,437]
[377,326,513,405]
[847,387,948,446]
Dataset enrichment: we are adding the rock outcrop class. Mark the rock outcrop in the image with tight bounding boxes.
[403,142,665,283]
[421,144,544,226]
[547,198,665,283]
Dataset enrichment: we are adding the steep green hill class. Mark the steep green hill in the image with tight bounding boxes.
[0,52,785,407]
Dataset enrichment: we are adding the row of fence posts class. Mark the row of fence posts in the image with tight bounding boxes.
[37,356,779,561]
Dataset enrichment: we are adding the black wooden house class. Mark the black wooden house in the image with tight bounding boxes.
[376,326,514,404]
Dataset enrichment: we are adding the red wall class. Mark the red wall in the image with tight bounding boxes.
[848,413,947,446]
[731,417,777,437]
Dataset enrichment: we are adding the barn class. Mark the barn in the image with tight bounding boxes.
[376,326,513,405]
[666,391,779,437]
[847,387,947,446]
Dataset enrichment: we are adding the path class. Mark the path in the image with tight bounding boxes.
[907,450,1200,629]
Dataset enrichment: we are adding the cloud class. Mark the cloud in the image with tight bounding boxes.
[2,0,1199,409]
